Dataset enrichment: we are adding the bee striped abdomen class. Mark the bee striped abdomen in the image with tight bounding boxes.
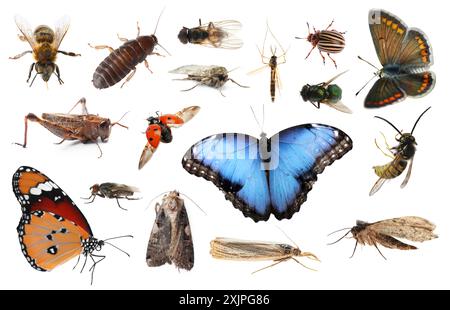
[92,36,155,89]
[317,31,345,54]
[373,157,407,179]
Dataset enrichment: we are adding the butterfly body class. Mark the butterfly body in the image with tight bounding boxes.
[363,9,435,108]
[182,124,352,222]
[139,106,200,170]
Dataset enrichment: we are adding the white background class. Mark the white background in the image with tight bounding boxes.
[0,0,448,289]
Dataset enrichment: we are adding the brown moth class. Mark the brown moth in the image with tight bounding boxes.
[146,191,194,270]
[210,237,319,273]
[329,216,437,259]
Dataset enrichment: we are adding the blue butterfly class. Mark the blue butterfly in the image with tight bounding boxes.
[182,124,352,222]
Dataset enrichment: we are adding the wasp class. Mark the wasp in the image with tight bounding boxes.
[9,15,80,86]
[300,71,351,113]
[369,107,431,196]
[83,183,140,210]
[89,11,168,89]
[15,97,128,158]
[178,19,242,49]
[170,65,248,96]
[250,23,287,102]
[295,20,345,68]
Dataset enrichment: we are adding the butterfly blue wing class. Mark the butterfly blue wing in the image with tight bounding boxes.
[182,133,271,221]
[268,124,352,220]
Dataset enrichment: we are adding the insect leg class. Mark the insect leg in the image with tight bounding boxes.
[116,33,129,42]
[57,50,81,57]
[120,68,137,88]
[228,78,249,89]
[304,45,316,60]
[26,63,35,83]
[54,65,64,85]
[9,50,32,59]
[251,258,288,274]
[82,194,96,204]
[290,257,317,271]
[14,113,38,147]
[95,141,103,158]
[125,196,141,201]
[373,243,387,260]
[181,82,202,92]
[143,59,153,74]
[88,43,115,53]
[374,137,395,159]
[136,21,141,37]
[115,198,128,211]
[349,240,359,258]
[72,254,82,270]
[319,51,326,65]
[88,254,106,285]
[327,53,338,69]
[311,102,321,109]
[325,19,335,31]
[67,97,88,114]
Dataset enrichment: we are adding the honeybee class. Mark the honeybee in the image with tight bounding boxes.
[9,15,80,86]
[178,19,243,49]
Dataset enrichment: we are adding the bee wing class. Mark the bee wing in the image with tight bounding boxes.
[169,65,217,76]
[323,70,349,86]
[400,157,414,188]
[14,15,37,50]
[52,15,70,49]
[369,177,387,196]
[323,101,353,114]
[369,216,437,242]
[200,20,243,49]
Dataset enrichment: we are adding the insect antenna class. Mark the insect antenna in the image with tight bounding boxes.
[374,116,402,135]
[357,55,380,70]
[112,111,129,129]
[327,227,353,245]
[180,192,207,215]
[411,106,431,134]
[145,191,207,215]
[275,225,299,249]
[153,7,165,35]
[250,105,264,133]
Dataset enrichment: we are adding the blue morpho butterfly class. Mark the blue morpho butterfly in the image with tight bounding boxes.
[182,112,352,222]
[357,9,435,108]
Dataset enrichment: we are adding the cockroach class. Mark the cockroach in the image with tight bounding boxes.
[329,216,437,259]
[82,183,140,210]
[15,97,127,158]
[295,20,345,68]
[210,237,319,273]
[89,11,168,89]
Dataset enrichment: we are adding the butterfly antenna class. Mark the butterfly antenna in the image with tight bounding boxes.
[180,192,207,215]
[357,56,379,70]
[250,105,263,133]
[103,235,134,242]
[104,242,131,257]
[355,74,377,96]
[328,229,353,245]
[374,116,402,135]
[411,106,431,134]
